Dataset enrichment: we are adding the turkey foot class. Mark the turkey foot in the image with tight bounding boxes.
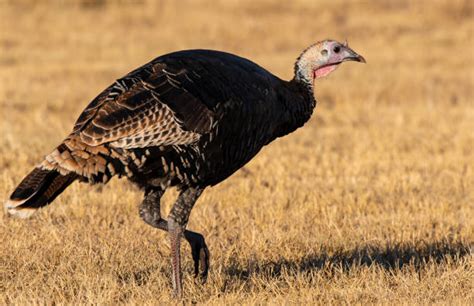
[184,230,210,281]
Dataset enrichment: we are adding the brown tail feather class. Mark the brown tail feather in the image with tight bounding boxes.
[5,167,76,218]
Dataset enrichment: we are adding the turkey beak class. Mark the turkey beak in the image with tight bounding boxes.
[341,46,366,63]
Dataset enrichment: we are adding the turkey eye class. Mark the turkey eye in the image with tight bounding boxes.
[333,46,341,53]
[321,49,328,56]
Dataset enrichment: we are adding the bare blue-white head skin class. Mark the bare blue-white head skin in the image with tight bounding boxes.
[295,39,366,85]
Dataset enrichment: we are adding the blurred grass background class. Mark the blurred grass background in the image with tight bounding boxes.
[0,0,473,304]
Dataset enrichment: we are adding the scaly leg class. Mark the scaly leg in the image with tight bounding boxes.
[167,187,204,298]
[168,218,183,297]
[139,187,209,296]
[139,187,166,230]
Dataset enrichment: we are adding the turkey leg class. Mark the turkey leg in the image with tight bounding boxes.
[139,187,209,296]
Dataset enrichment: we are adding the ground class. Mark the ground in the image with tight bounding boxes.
[0,0,473,304]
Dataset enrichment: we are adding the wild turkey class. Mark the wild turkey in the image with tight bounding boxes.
[5,40,365,297]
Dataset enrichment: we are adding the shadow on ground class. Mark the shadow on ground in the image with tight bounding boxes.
[225,239,473,280]
[114,239,472,289]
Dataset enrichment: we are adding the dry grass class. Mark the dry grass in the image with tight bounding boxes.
[1,0,473,304]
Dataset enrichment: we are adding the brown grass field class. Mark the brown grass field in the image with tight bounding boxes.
[1,0,473,304]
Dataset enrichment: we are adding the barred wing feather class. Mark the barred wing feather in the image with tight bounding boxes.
[73,63,215,149]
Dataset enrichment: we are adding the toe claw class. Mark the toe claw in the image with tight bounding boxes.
[199,246,210,281]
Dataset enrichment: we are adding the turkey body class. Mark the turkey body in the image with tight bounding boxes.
[6,50,316,292]
[69,49,315,191]
[6,41,365,298]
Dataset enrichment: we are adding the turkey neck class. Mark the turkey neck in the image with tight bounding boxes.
[274,78,316,138]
